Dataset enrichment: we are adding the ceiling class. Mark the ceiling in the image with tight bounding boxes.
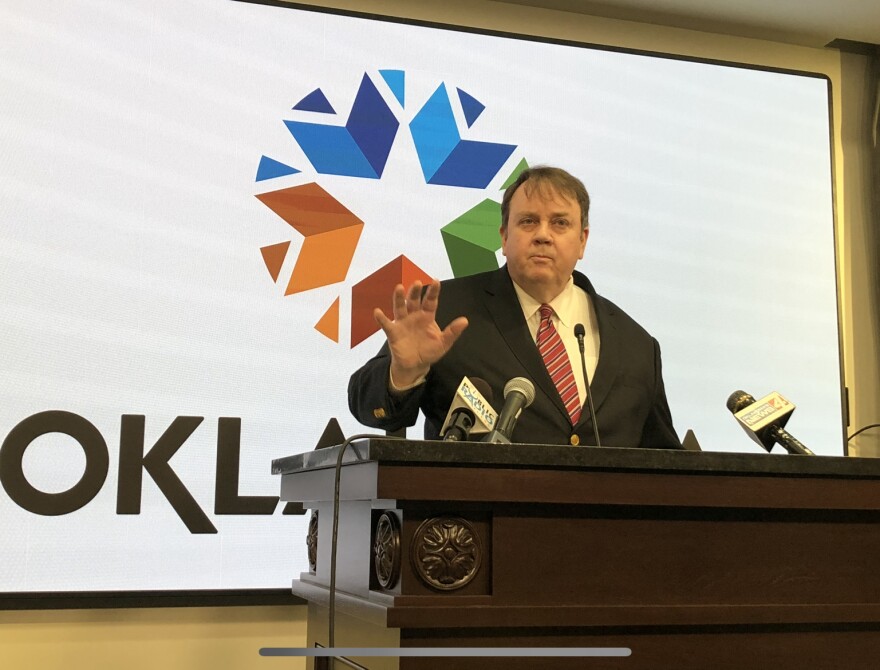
[500,0,880,49]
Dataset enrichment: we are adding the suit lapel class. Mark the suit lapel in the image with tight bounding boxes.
[483,267,571,423]
[573,271,618,418]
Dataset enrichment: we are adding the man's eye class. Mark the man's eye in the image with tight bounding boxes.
[553,219,570,228]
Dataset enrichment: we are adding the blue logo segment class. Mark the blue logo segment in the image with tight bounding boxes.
[345,74,399,178]
[293,88,336,114]
[410,84,515,189]
[285,74,399,179]
[379,69,405,107]
[273,70,516,189]
[256,155,300,182]
[457,88,485,128]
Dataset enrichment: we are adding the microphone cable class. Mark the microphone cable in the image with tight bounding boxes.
[328,432,405,650]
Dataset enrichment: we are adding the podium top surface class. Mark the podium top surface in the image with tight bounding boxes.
[271,438,880,479]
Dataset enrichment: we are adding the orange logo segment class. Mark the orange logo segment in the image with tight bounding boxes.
[315,297,340,342]
[256,182,363,294]
[259,241,291,283]
[286,225,363,295]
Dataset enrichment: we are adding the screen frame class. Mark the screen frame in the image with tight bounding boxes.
[0,0,846,608]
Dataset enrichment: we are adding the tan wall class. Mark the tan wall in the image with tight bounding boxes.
[0,606,306,670]
[4,1,876,667]
[838,51,880,457]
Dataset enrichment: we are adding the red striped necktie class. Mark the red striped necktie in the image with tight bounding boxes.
[536,304,581,425]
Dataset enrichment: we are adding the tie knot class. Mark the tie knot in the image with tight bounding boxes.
[539,304,553,321]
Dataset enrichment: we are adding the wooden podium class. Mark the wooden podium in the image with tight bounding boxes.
[272,440,880,669]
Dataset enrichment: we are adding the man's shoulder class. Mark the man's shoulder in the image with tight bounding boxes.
[434,268,509,324]
[576,270,655,342]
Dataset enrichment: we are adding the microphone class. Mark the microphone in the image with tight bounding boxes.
[482,377,536,444]
[440,376,497,441]
[574,323,601,447]
[726,390,814,455]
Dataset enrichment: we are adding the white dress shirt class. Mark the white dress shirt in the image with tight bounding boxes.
[511,277,600,409]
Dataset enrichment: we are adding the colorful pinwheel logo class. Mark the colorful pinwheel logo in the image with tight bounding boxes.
[255,69,527,346]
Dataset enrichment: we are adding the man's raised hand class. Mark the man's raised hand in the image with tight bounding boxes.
[373,280,468,388]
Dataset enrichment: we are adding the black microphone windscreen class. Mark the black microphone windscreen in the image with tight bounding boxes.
[574,323,585,339]
[470,377,494,406]
[726,390,756,414]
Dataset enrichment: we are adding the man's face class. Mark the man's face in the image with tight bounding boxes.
[500,182,588,303]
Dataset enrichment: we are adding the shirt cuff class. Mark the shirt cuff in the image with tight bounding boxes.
[388,368,428,393]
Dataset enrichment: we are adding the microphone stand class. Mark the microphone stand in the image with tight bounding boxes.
[575,324,601,447]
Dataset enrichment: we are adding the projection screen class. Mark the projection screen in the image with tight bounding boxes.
[0,0,842,594]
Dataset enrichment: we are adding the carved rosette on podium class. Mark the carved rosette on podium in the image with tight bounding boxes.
[273,439,880,670]
[306,510,319,574]
[373,511,401,590]
[409,516,481,591]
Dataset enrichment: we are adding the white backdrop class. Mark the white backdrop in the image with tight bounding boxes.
[0,0,841,592]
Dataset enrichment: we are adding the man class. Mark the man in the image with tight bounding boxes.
[348,166,681,448]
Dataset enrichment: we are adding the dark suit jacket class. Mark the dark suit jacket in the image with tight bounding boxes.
[348,266,681,448]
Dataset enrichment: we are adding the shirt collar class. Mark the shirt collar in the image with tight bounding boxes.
[510,277,577,327]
